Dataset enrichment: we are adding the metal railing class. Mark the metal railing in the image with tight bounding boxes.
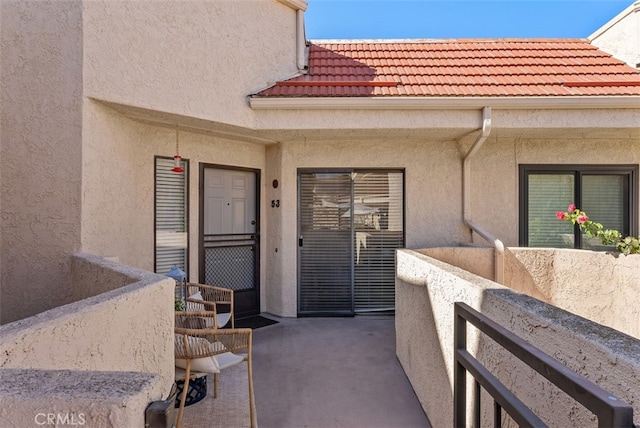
[454,302,634,428]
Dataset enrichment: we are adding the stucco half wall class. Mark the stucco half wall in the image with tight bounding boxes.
[421,247,640,339]
[396,249,640,428]
[0,254,175,427]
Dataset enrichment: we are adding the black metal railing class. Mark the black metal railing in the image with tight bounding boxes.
[454,302,634,428]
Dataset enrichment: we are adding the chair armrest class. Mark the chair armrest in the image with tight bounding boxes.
[186,283,233,304]
[183,297,217,314]
[205,328,252,354]
[175,311,251,355]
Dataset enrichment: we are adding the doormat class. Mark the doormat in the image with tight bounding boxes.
[234,315,279,329]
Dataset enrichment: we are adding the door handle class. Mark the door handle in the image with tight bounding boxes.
[251,220,256,225]
[299,237,303,247]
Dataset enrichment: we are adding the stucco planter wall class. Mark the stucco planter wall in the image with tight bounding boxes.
[396,249,640,427]
[0,254,175,427]
[422,247,640,339]
[508,248,640,339]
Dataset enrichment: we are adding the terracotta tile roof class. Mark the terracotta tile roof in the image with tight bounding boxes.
[254,39,640,97]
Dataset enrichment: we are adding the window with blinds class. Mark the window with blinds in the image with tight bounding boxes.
[155,156,189,276]
[520,165,638,250]
[298,170,405,315]
[526,174,575,248]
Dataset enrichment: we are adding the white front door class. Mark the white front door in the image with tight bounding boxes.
[202,166,259,317]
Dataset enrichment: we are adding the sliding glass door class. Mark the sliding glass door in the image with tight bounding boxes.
[298,170,404,315]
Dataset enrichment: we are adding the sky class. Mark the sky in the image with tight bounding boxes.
[304,0,633,40]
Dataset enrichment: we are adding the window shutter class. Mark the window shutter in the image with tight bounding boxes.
[155,157,188,276]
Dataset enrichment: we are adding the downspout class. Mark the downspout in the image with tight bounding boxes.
[462,106,505,284]
[296,9,308,73]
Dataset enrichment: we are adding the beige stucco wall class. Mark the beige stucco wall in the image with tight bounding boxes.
[508,248,640,339]
[82,101,267,291]
[467,137,639,250]
[423,247,640,339]
[83,0,300,129]
[268,138,471,316]
[252,107,640,141]
[80,0,296,311]
[590,0,640,69]
[266,136,639,317]
[420,247,496,281]
[2,0,300,322]
[2,0,638,324]
[0,255,174,384]
[0,0,83,323]
[396,249,640,428]
[0,369,161,428]
[265,144,287,315]
[0,253,175,427]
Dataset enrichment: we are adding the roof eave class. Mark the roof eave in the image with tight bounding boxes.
[277,0,307,11]
[249,96,640,110]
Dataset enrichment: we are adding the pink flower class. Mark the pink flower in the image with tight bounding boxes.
[577,214,588,224]
[568,203,576,212]
[556,211,567,220]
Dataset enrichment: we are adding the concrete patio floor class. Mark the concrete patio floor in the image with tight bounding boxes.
[182,315,431,427]
[253,315,431,428]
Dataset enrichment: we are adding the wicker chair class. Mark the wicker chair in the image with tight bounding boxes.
[174,311,254,428]
[183,282,234,328]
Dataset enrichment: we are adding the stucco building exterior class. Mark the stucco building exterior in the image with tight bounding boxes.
[1,1,640,426]
[1,0,639,323]
[590,0,640,69]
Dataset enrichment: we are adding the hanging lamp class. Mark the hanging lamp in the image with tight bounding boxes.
[172,125,184,173]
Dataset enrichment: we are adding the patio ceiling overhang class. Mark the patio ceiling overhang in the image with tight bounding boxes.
[250,96,640,142]
[95,97,639,145]
[94,98,280,145]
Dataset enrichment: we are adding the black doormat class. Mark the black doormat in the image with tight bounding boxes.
[235,315,279,329]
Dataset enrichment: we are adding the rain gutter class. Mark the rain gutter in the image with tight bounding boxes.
[462,107,505,285]
[249,96,640,110]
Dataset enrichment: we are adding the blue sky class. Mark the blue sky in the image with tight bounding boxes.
[304,0,632,39]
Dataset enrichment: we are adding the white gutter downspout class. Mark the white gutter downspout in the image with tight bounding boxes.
[296,9,308,72]
[277,0,308,72]
[462,106,505,284]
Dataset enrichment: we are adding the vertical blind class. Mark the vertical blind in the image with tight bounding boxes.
[526,170,629,250]
[155,157,188,276]
[298,170,404,315]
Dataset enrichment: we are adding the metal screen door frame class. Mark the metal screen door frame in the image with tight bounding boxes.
[199,164,260,318]
[297,168,405,316]
[298,170,354,315]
